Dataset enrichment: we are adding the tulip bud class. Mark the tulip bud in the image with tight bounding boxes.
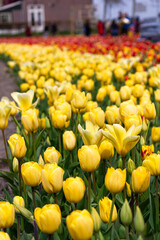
[118,158,123,169]
[13,157,18,173]
[91,207,101,232]
[13,196,25,212]
[38,155,45,166]
[140,136,145,146]
[120,199,132,226]
[134,206,145,235]
[46,136,51,146]
[14,202,34,222]
[127,158,135,174]
[137,236,143,240]
[63,131,76,151]
[8,134,27,159]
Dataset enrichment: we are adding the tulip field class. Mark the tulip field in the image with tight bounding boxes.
[1,35,160,240]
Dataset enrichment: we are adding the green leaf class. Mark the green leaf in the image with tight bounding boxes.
[0,170,15,184]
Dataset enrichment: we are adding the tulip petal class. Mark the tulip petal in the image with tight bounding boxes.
[123,135,140,156]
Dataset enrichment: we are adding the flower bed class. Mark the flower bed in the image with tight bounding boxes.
[0,36,160,240]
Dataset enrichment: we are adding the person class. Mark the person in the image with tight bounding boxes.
[122,13,130,34]
[110,20,118,36]
[97,20,104,36]
[25,25,32,37]
[83,19,91,36]
[135,17,140,33]
[52,23,57,36]
[43,25,49,37]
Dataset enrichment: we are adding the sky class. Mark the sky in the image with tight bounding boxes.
[92,0,160,20]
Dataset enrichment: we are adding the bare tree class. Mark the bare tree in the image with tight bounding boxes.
[103,0,124,20]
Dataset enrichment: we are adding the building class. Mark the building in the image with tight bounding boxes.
[0,0,93,34]
[93,0,160,21]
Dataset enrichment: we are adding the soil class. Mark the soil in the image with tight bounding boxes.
[0,61,18,198]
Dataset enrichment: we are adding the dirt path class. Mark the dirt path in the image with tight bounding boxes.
[0,61,18,170]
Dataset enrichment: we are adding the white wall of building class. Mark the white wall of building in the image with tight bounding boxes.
[93,0,160,20]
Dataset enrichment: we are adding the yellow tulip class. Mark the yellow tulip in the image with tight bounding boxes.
[78,145,101,172]
[91,207,101,232]
[124,114,142,130]
[20,83,29,92]
[119,100,138,123]
[120,86,131,101]
[8,134,27,159]
[34,204,61,234]
[132,84,144,98]
[84,79,94,91]
[114,67,125,82]
[13,196,25,212]
[151,127,160,142]
[44,86,59,105]
[141,144,154,160]
[102,124,141,157]
[21,109,39,133]
[51,110,67,129]
[11,89,38,112]
[63,177,85,203]
[21,161,42,187]
[131,166,150,193]
[105,167,126,193]
[0,202,15,228]
[96,87,107,102]
[41,163,64,193]
[105,84,115,95]
[66,210,94,240]
[0,100,11,130]
[99,197,117,223]
[143,153,160,176]
[144,103,156,120]
[105,105,120,124]
[0,232,11,240]
[109,90,120,104]
[99,140,114,159]
[44,147,61,164]
[89,108,105,128]
[63,131,76,151]
[155,89,160,102]
[55,101,71,120]
[71,90,88,109]
[10,101,18,116]
[78,121,102,146]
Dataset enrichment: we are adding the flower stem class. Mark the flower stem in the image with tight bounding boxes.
[32,133,37,162]
[88,172,91,212]
[32,187,36,209]
[49,234,53,240]
[125,226,130,240]
[103,159,106,175]
[92,171,97,198]
[18,159,22,196]
[108,194,115,229]
[17,216,20,240]
[69,151,73,163]
[58,130,62,156]
[54,193,58,204]
[122,156,126,199]
[156,176,159,240]
[34,220,39,240]
[2,130,11,170]
[135,193,139,206]
[75,203,77,210]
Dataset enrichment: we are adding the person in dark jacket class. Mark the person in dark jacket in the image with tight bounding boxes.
[83,19,91,36]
